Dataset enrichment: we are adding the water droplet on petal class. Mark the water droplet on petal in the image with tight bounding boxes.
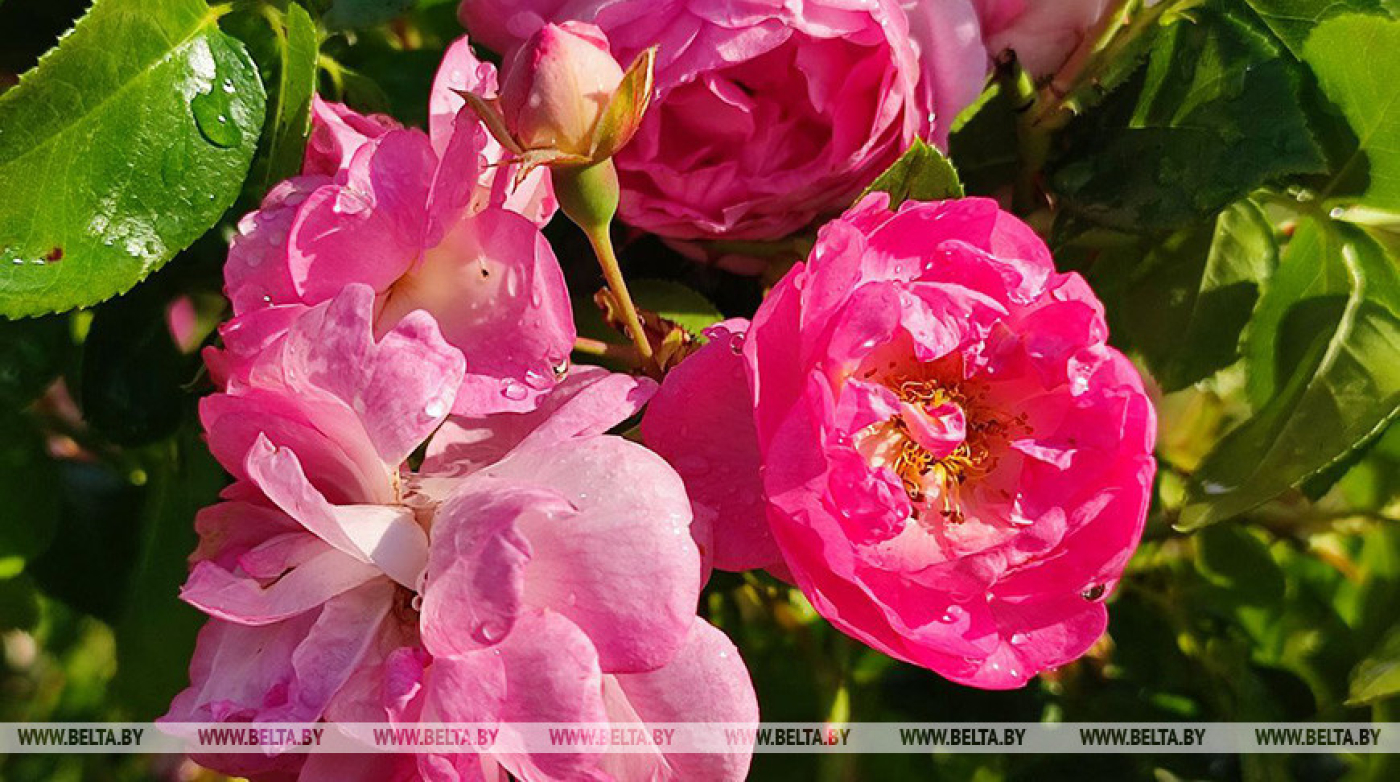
[551,357,570,380]
[728,332,746,354]
[473,620,506,644]
[939,605,966,624]
[1081,584,1107,602]
[1010,633,1028,646]
[500,379,529,401]
[424,399,447,419]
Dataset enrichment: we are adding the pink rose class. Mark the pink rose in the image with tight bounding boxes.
[165,285,757,780]
[460,0,989,241]
[223,52,568,414]
[970,0,1113,77]
[643,195,1156,689]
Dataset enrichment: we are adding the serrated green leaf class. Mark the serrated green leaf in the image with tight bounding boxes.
[243,3,319,197]
[1303,14,1400,213]
[1347,623,1400,705]
[628,279,723,338]
[1051,2,1324,232]
[1180,220,1400,529]
[0,0,266,318]
[1244,0,1397,55]
[1122,200,1277,391]
[862,139,964,207]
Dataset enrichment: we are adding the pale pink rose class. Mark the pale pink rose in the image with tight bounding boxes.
[643,195,1156,689]
[499,22,626,157]
[459,0,988,241]
[970,0,1113,77]
[165,285,757,780]
[223,90,568,414]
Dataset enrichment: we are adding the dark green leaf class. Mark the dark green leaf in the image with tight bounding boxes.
[0,0,266,317]
[112,429,225,718]
[1050,3,1324,232]
[79,278,199,447]
[0,413,59,571]
[323,0,416,30]
[1121,200,1277,390]
[1303,14,1400,213]
[947,84,1018,197]
[862,139,964,207]
[629,278,723,338]
[1194,524,1286,606]
[0,313,70,407]
[239,3,320,197]
[1348,623,1400,705]
[0,573,40,631]
[28,460,143,622]
[1181,220,1400,528]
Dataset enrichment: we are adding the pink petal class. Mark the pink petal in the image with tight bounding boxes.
[641,319,782,572]
[478,436,701,673]
[603,620,758,781]
[423,365,655,476]
[244,435,429,589]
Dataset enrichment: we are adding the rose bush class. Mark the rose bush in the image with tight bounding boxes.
[643,194,1157,688]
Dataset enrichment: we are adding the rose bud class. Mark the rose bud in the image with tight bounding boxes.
[462,21,655,173]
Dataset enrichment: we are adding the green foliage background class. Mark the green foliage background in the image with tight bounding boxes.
[0,0,1397,780]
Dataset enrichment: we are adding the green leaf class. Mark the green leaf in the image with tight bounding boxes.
[79,276,199,447]
[323,0,416,30]
[1121,200,1277,391]
[1180,220,1400,529]
[0,313,71,407]
[0,413,59,572]
[628,279,723,338]
[1348,623,1400,705]
[1194,525,1286,607]
[1244,0,1397,56]
[862,139,965,207]
[1303,14,1400,213]
[947,84,1018,197]
[240,3,319,197]
[1050,2,1324,232]
[0,0,266,318]
[112,429,225,718]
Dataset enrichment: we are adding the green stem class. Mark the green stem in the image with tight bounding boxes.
[555,161,656,368]
[585,224,654,367]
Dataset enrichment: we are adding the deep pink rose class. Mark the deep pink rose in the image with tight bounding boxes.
[643,195,1156,689]
[223,59,568,414]
[460,0,988,241]
[165,285,757,780]
[971,0,1112,77]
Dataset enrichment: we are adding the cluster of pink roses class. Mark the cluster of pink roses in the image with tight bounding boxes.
[166,0,1154,778]
[162,52,756,782]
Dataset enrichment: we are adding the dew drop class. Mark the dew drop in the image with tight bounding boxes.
[1010,633,1028,646]
[191,89,241,149]
[424,399,447,419]
[500,379,529,401]
[221,77,236,93]
[728,332,746,354]
[551,357,570,380]
[473,620,506,644]
[1329,207,1346,220]
[1081,584,1107,602]
[939,605,966,624]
